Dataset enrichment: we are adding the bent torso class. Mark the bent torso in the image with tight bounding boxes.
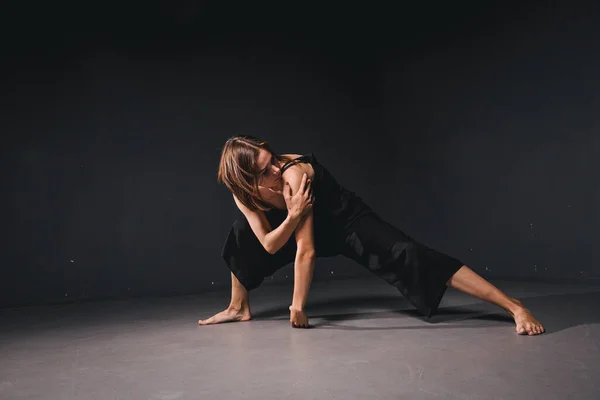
[258,153,315,211]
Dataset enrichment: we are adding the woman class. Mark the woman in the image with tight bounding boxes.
[199,135,545,335]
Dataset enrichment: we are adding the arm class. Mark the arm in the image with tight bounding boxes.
[264,214,302,254]
[278,169,316,321]
[233,194,302,254]
[290,209,316,312]
[233,173,313,254]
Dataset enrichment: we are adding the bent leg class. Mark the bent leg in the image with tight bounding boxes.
[221,215,297,292]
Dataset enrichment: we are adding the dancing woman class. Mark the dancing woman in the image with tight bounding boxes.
[199,135,544,335]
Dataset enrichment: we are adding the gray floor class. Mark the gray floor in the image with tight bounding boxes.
[1,276,599,400]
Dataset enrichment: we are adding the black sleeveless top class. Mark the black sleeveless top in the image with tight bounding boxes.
[280,153,374,231]
[221,153,376,289]
[239,153,374,250]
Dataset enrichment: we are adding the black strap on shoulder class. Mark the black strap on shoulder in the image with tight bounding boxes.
[280,155,308,174]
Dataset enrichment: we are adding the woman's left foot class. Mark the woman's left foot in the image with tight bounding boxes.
[508,298,545,335]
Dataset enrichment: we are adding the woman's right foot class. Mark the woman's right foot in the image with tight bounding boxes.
[198,308,252,325]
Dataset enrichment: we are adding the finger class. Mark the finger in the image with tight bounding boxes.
[298,173,307,193]
[305,183,313,198]
[286,182,293,197]
[300,180,311,196]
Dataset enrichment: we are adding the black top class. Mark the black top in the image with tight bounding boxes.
[220,153,376,288]
[278,152,375,243]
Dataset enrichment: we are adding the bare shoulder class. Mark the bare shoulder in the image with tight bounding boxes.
[280,153,314,180]
[280,153,304,161]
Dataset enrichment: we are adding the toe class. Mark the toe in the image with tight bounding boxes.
[531,325,538,334]
[528,325,536,335]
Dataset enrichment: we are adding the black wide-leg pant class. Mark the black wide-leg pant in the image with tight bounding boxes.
[221,211,465,318]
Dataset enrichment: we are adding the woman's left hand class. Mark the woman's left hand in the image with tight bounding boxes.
[283,173,314,221]
[289,306,309,328]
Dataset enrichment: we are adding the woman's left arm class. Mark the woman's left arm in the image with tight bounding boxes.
[290,209,316,314]
[282,168,316,328]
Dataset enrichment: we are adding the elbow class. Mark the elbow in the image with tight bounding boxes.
[264,242,277,255]
[296,249,316,260]
[261,236,276,254]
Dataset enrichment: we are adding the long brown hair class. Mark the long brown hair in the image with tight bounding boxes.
[217,135,294,211]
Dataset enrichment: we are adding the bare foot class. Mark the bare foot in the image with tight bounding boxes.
[508,298,545,336]
[198,308,252,325]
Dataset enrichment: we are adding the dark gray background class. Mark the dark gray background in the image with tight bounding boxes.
[2,1,599,308]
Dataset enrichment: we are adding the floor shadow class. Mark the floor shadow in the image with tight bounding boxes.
[253,294,406,319]
[253,290,600,334]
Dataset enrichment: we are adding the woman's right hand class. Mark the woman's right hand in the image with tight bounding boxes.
[198,307,252,325]
[283,173,314,220]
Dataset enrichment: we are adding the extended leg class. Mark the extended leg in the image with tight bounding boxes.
[446,265,545,335]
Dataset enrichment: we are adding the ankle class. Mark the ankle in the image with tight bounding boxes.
[228,303,250,313]
[506,298,525,316]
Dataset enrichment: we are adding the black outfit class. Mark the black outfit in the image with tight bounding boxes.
[221,153,464,318]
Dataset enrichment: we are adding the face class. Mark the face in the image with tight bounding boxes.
[256,148,282,188]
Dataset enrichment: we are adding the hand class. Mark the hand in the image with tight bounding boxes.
[283,173,315,220]
[289,306,309,328]
[198,307,252,325]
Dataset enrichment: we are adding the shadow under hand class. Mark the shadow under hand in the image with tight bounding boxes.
[253,294,406,320]
[253,290,600,334]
